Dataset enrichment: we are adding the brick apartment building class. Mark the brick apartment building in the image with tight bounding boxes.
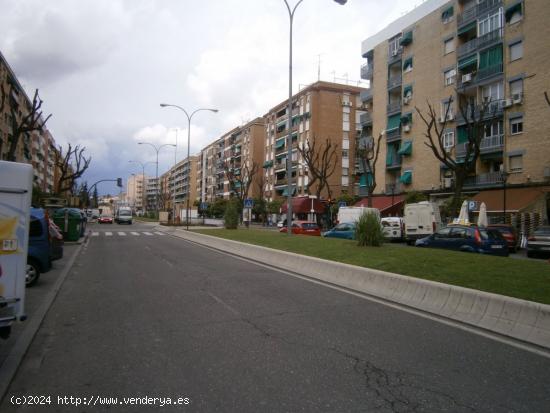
[359,0,550,223]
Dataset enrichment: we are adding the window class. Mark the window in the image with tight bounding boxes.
[342,167,349,176]
[482,81,504,102]
[342,138,350,150]
[510,79,523,99]
[478,9,503,36]
[443,131,455,150]
[509,41,523,61]
[444,69,456,86]
[440,101,454,120]
[342,150,349,158]
[505,2,523,24]
[510,116,523,134]
[444,38,455,55]
[341,176,349,186]
[509,154,523,172]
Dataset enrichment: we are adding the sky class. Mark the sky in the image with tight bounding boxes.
[1,0,418,195]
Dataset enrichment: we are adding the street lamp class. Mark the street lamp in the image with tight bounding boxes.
[170,128,180,223]
[500,164,509,224]
[128,160,155,215]
[137,142,176,218]
[160,104,218,230]
[282,0,347,235]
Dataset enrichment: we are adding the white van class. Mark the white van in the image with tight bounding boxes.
[337,206,380,224]
[0,161,33,339]
[381,217,404,241]
[115,207,132,224]
[403,201,442,245]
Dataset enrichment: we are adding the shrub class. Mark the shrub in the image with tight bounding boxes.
[224,199,239,229]
[356,211,384,247]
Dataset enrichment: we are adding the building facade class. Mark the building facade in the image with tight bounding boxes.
[127,174,146,213]
[263,81,365,202]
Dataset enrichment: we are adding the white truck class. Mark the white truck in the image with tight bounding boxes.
[0,161,33,339]
[403,201,443,245]
[337,206,380,224]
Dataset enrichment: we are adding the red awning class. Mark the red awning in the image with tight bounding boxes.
[354,195,405,213]
[280,197,326,214]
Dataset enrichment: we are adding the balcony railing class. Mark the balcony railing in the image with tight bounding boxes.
[386,159,402,170]
[457,0,502,28]
[388,48,403,65]
[457,28,503,58]
[387,102,402,115]
[360,112,373,126]
[455,134,504,157]
[463,171,504,188]
[360,89,373,102]
[385,183,402,195]
[458,63,503,89]
[386,128,401,142]
[360,63,374,80]
[478,63,503,82]
[388,75,402,90]
[457,100,505,124]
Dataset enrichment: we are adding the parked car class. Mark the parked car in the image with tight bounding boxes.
[381,217,404,241]
[279,221,321,236]
[322,222,356,240]
[415,224,509,257]
[487,224,519,252]
[98,215,113,224]
[28,208,63,286]
[277,218,288,228]
[526,226,550,258]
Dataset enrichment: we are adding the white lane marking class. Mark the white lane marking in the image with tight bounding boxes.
[154,232,164,236]
[105,232,113,236]
[118,232,126,236]
[131,232,140,236]
[143,232,153,236]
[91,232,99,237]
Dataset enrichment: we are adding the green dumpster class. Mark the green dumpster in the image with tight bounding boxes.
[53,208,82,242]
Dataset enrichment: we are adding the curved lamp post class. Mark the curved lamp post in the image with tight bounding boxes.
[128,160,155,214]
[137,142,176,218]
[160,104,218,229]
[282,0,347,235]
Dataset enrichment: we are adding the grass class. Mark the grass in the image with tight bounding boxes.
[194,228,550,305]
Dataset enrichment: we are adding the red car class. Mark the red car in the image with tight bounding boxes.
[98,215,113,224]
[487,224,518,252]
[279,221,321,236]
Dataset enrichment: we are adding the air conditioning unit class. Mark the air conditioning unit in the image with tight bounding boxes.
[462,73,472,83]
[439,113,454,123]
[342,101,352,107]
[403,124,411,132]
[443,177,453,188]
[503,98,513,108]
[512,93,523,104]
[391,50,398,57]
[403,96,411,105]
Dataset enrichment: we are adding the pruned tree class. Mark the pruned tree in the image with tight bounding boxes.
[0,84,51,161]
[416,95,496,215]
[297,137,339,199]
[355,132,384,207]
[224,159,259,206]
[55,143,91,195]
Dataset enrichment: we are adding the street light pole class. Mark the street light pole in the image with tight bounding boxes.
[171,128,179,223]
[160,104,218,230]
[137,142,176,219]
[500,164,509,224]
[282,0,347,236]
[129,160,155,215]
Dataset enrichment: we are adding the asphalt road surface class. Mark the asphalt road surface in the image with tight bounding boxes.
[2,221,550,412]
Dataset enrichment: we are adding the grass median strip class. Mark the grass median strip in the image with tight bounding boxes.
[195,228,550,305]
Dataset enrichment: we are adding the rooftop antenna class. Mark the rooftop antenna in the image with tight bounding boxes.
[316,53,324,81]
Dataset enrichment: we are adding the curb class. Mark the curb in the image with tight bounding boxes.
[0,235,86,402]
[158,227,550,351]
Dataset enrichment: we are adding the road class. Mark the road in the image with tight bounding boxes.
[2,221,550,412]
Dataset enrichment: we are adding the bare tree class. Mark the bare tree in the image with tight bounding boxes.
[55,144,91,195]
[545,91,550,107]
[224,159,259,205]
[297,137,339,199]
[416,95,496,215]
[355,131,384,207]
[0,84,51,161]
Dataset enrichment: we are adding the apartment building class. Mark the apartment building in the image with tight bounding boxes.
[263,81,364,202]
[1,49,60,193]
[127,173,146,213]
[197,117,266,204]
[359,0,550,221]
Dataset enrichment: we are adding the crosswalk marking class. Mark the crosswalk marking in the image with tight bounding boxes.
[131,232,140,236]
[105,232,113,236]
[143,232,153,236]
[89,230,167,238]
[92,232,99,236]
[118,232,126,236]
[154,232,164,236]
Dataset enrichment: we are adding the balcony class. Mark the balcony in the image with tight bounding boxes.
[388,74,402,90]
[455,134,504,157]
[388,48,403,65]
[457,28,503,58]
[386,128,401,143]
[359,112,373,126]
[463,171,504,188]
[458,63,503,89]
[386,159,402,170]
[360,89,373,102]
[457,0,502,28]
[387,101,402,115]
[456,100,505,124]
[360,63,373,80]
[385,182,402,194]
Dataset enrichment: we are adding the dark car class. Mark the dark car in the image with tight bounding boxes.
[415,224,509,257]
[98,215,113,224]
[488,224,518,252]
[279,221,321,236]
[526,226,550,258]
[322,222,356,240]
[27,208,64,286]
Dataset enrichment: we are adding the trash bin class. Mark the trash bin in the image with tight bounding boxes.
[52,208,82,242]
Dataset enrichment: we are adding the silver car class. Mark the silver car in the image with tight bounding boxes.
[527,226,550,258]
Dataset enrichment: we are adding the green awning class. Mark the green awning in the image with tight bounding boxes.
[402,57,413,71]
[479,45,502,70]
[275,139,285,149]
[359,173,373,187]
[505,2,523,22]
[458,54,477,70]
[403,85,413,97]
[442,6,454,19]
[401,113,412,124]
[263,160,273,168]
[457,127,468,144]
[399,31,413,46]
[455,154,475,164]
[276,120,287,128]
[387,114,401,131]
[457,21,476,35]
[397,140,412,156]
[399,170,412,185]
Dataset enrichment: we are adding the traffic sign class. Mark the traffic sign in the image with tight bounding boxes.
[468,200,478,211]
[338,201,347,208]
[200,202,208,210]
[244,198,254,208]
